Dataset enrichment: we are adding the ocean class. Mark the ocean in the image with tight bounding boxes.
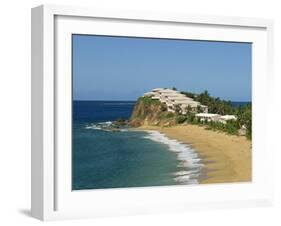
[231,101,251,107]
[72,101,203,190]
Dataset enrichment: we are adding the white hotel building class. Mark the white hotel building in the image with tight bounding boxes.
[143,88,208,114]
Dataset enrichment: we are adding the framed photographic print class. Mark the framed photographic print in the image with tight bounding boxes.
[31,4,274,221]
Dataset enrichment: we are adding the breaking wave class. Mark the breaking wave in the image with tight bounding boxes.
[143,130,203,184]
[85,121,113,130]
[85,121,129,132]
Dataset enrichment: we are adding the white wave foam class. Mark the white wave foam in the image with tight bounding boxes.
[99,121,113,126]
[85,121,113,130]
[85,124,102,130]
[143,130,203,184]
[85,121,129,132]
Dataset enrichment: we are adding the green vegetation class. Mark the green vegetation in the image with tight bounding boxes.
[236,104,252,139]
[138,96,161,106]
[207,120,239,135]
[185,115,239,136]
[187,113,196,123]
[182,90,234,115]
[176,115,188,124]
[196,105,203,113]
[181,89,252,139]
[165,112,175,118]
[185,105,193,114]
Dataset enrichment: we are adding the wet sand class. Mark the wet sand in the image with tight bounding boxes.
[136,124,252,184]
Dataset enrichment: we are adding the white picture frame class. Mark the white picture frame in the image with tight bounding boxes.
[31,4,274,221]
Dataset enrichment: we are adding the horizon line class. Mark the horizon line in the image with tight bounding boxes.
[73,99,252,102]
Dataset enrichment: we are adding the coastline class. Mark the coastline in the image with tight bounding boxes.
[134,124,252,184]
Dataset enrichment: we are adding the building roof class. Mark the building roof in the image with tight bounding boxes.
[152,88,165,91]
[220,115,237,120]
[144,88,209,112]
[180,102,199,107]
[157,89,178,93]
[143,92,155,96]
[196,113,220,118]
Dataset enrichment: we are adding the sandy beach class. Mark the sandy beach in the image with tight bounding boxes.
[136,124,252,184]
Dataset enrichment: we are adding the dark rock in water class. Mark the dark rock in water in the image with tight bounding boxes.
[102,118,130,131]
[90,119,130,132]
[114,118,128,126]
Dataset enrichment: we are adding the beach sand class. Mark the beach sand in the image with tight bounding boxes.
[136,124,252,184]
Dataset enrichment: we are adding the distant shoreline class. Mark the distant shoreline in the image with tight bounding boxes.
[133,124,252,184]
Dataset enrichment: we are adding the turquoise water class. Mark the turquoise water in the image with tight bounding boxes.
[72,101,203,190]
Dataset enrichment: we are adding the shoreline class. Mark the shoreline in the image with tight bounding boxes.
[133,124,252,184]
[142,130,204,184]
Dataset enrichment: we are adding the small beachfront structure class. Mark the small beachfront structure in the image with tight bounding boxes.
[195,113,220,122]
[195,113,237,124]
[143,88,208,114]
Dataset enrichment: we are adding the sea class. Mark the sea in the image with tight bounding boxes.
[72,100,250,190]
[72,100,204,190]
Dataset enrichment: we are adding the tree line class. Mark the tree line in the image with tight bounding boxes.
[180,90,252,139]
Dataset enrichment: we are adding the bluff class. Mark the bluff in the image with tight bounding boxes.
[129,96,177,127]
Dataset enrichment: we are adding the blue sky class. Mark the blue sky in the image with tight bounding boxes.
[73,35,252,101]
